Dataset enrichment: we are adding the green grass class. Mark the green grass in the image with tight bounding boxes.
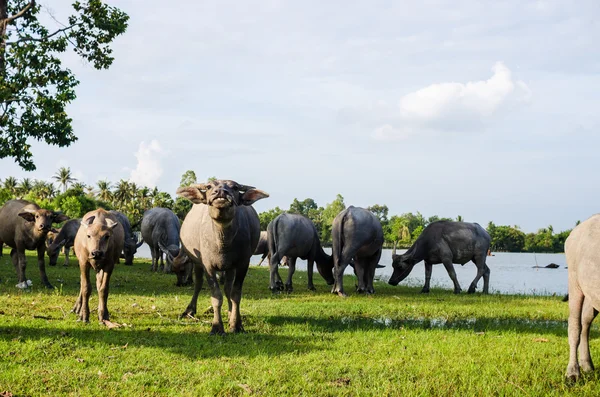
[0,248,597,396]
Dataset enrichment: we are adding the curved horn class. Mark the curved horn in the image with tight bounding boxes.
[136,239,144,249]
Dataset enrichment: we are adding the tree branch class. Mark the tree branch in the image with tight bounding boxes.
[6,23,81,45]
[5,0,35,24]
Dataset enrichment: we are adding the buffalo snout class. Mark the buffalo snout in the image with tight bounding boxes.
[91,250,104,259]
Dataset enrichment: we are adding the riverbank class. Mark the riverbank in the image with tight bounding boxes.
[0,250,596,396]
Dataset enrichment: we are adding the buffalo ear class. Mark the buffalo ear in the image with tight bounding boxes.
[81,216,96,229]
[18,211,36,222]
[53,212,69,223]
[240,189,269,206]
[177,185,208,204]
[105,219,119,230]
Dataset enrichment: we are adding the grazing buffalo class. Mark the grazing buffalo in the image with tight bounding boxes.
[267,213,334,292]
[331,206,384,296]
[140,208,181,273]
[47,218,81,267]
[564,214,600,381]
[177,179,268,335]
[0,199,69,288]
[72,209,124,324]
[171,251,194,287]
[388,221,491,294]
[110,211,143,266]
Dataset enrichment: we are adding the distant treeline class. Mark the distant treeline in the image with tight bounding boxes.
[0,169,574,253]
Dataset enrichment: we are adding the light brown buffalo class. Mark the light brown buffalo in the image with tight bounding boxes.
[565,214,600,381]
[72,209,124,324]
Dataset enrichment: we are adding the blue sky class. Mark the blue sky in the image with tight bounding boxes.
[1,0,599,232]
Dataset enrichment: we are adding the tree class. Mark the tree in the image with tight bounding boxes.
[96,180,112,202]
[52,166,76,192]
[3,175,17,193]
[456,215,464,222]
[0,0,129,170]
[17,176,31,195]
[289,198,317,218]
[258,206,284,231]
[320,194,345,244]
[179,170,197,187]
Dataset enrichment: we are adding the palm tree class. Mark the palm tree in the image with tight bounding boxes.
[96,180,113,202]
[18,178,33,197]
[3,176,18,194]
[71,182,87,191]
[52,167,77,193]
[114,179,131,207]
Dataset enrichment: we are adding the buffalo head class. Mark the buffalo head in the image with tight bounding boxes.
[80,216,119,270]
[18,207,68,239]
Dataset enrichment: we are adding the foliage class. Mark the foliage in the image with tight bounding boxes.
[179,170,197,187]
[320,194,345,243]
[258,206,284,230]
[487,222,526,252]
[0,0,129,170]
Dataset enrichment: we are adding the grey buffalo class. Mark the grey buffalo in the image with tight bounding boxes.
[140,208,181,273]
[0,199,69,288]
[72,209,124,323]
[564,214,600,381]
[267,213,334,292]
[388,221,491,294]
[254,231,269,265]
[331,206,383,296]
[177,179,268,335]
[110,211,143,266]
[46,218,81,267]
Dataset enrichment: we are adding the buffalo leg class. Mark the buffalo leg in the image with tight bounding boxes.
[96,267,113,322]
[285,257,297,293]
[332,253,351,297]
[366,253,380,295]
[207,273,225,335]
[74,263,92,322]
[15,245,28,287]
[354,259,367,293]
[37,245,53,289]
[268,254,284,292]
[442,260,462,294]
[181,264,204,318]
[307,258,316,291]
[158,251,165,272]
[229,264,248,333]
[566,286,585,381]
[63,247,70,267]
[422,261,432,293]
[579,297,598,373]
[468,256,489,294]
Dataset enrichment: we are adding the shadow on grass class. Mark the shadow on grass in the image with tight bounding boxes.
[262,314,576,337]
[0,323,317,359]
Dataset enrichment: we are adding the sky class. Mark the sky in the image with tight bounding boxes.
[1,0,599,233]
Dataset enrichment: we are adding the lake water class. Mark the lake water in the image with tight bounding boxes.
[135,245,567,296]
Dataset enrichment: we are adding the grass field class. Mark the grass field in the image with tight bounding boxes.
[0,248,597,396]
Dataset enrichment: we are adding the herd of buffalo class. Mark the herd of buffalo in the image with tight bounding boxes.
[0,178,597,381]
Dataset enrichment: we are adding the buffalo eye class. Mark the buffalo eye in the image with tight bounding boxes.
[87,235,91,239]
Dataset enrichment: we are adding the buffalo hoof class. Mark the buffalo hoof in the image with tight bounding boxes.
[180,307,197,319]
[44,282,54,289]
[230,324,245,334]
[467,286,476,294]
[63,263,69,267]
[307,285,316,291]
[366,288,375,295]
[565,364,581,384]
[285,284,293,293]
[48,262,56,267]
[421,287,430,293]
[210,324,226,336]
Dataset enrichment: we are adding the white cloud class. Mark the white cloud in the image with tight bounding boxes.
[372,62,531,141]
[129,140,164,188]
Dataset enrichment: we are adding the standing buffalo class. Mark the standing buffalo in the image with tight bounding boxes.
[564,215,600,381]
[46,218,81,267]
[177,179,268,335]
[0,199,69,288]
[140,208,181,272]
[110,211,143,266]
[388,221,491,294]
[267,213,334,292]
[331,206,383,296]
[72,209,124,323]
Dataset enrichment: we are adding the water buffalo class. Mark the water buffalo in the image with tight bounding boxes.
[110,211,143,266]
[140,208,181,272]
[267,213,334,292]
[72,209,124,323]
[388,221,491,294]
[177,179,268,335]
[564,214,600,381]
[331,206,384,297]
[0,199,69,288]
[171,251,194,286]
[46,218,81,267]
